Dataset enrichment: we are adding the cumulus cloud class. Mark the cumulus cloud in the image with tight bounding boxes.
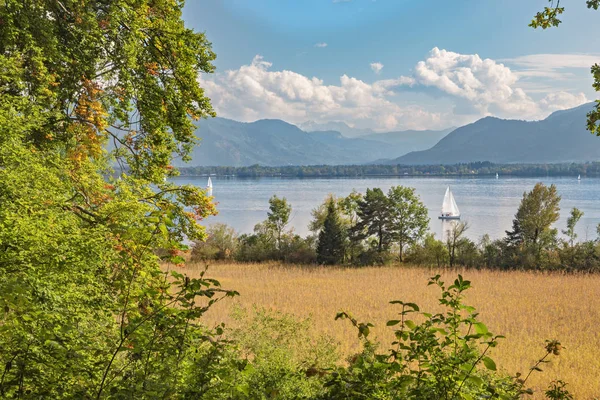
[200,55,445,131]
[394,47,587,119]
[314,42,328,48]
[370,62,384,74]
[539,92,589,112]
[200,49,589,131]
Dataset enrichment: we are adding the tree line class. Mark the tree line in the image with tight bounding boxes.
[194,182,600,272]
[179,161,600,178]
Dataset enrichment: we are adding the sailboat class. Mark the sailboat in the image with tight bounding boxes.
[496,173,499,179]
[207,177,213,194]
[439,186,461,220]
[578,174,581,181]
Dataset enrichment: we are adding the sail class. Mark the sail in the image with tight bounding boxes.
[441,187,460,216]
[207,177,213,188]
[449,190,460,216]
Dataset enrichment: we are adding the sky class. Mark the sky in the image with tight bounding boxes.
[183,0,600,132]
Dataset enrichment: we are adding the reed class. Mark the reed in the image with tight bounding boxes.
[168,262,600,399]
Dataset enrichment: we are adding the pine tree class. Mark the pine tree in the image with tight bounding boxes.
[352,188,394,253]
[317,199,346,265]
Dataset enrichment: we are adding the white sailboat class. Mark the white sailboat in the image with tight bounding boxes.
[578,174,581,181]
[496,173,499,179]
[439,186,461,220]
[207,177,213,194]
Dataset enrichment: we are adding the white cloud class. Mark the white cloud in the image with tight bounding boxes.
[502,54,599,70]
[200,49,589,131]
[200,55,445,131]
[540,92,589,112]
[370,62,384,74]
[314,42,328,48]
[501,53,599,80]
[394,47,588,119]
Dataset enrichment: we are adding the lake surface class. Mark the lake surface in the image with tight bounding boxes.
[173,176,600,242]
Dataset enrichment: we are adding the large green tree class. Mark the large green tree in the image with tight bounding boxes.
[387,186,429,262]
[531,0,600,135]
[0,1,237,397]
[353,188,394,253]
[506,183,561,267]
[316,199,346,265]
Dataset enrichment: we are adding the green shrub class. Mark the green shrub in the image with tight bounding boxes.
[186,308,338,399]
[322,275,565,399]
[192,223,239,261]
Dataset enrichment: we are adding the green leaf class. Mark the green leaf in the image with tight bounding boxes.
[474,322,488,335]
[482,356,497,371]
[386,320,401,326]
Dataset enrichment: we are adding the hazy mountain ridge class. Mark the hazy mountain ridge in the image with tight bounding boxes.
[392,103,600,165]
[182,118,451,167]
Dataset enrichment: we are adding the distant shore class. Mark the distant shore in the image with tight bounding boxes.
[177,161,600,178]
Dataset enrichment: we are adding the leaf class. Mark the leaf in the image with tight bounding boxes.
[482,356,497,371]
[386,320,401,326]
[404,320,417,330]
[474,322,488,335]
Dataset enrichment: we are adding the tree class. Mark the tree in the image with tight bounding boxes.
[506,183,561,268]
[353,188,394,253]
[531,0,600,135]
[267,195,292,251]
[0,1,237,397]
[562,207,584,247]
[506,183,561,247]
[446,221,469,268]
[317,199,346,265]
[387,186,430,262]
[340,190,364,263]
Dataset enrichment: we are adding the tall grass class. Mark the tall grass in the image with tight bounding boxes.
[170,262,600,399]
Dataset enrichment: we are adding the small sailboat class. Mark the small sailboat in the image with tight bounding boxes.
[207,177,213,194]
[439,186,461,220]
[496,173,499,179]
[578,174,581,181]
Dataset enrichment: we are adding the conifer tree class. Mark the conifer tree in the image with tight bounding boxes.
[317,199,346,265]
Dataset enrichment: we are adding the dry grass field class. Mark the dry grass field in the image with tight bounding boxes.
[169,262,600,399]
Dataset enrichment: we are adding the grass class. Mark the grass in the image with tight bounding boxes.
[169,261,600,399]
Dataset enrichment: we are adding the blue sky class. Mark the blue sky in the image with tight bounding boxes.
[183,0,600,131]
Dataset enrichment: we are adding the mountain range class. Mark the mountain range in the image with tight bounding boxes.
[181,118,450,167]
[392,102,600,165]
[180,102,600,167]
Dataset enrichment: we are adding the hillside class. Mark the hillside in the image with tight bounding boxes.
[180,118,451,167]
[393,103,600,165]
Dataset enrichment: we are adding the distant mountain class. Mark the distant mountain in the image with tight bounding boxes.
[393,103,600,165]
[180,118,452,167]
[364,128,454,153]
[298,120,373,137]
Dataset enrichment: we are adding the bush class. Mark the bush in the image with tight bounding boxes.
[192,223,238,261]
[323,275,566,399]
[186,308,338,399]
[405,233,448,267]
[282,234,317,264]
[236,222,278,262]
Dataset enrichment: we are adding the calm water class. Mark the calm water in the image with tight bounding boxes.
[173,176,600,242]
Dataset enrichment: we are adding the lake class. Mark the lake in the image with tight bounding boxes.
[173,176,600,242]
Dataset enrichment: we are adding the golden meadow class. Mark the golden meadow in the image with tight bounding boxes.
[168,262,600,399]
